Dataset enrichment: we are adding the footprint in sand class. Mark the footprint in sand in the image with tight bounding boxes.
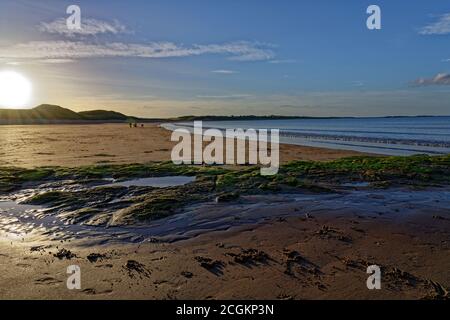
[16,263,31,268]
[82,288,113,295]
[34,276,62,285]
[122,260,151,279]
[95,263,113,268]
[194,256,225,276]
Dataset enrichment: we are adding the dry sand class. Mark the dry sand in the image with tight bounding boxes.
[0,123,368,168]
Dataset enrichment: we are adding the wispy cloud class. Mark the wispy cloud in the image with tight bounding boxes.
[39,58,76,64]
[419,13,450,35]
[0,40,275,63]
[2,17,275,64]
[4,61,21,66]
[2,58,75,66]
[211,69,238,74]
[268,59,297,64]
[220,42,275,61]
[412,73,450,86]
[196,94,252,99]
[39,18,128,37]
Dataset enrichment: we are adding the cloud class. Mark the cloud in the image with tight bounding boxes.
[419,13,450,35]
[268,59,297,64]
[211,69,238,74]
[4,18,275,63]
[39,18,127,37]
[210,41,275,61]
[196,94,252,99]
[412,73,450,86]
[2,58,75,66]
[39,59,76,64]
[0,40,275,63]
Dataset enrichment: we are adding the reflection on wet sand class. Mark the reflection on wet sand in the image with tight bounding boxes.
[1,187,450,245]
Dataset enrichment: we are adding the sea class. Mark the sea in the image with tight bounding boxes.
[162,116,450,156]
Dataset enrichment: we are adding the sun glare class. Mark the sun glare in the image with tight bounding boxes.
[0,71,32,108]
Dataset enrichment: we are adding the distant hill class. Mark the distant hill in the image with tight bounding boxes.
[78,110,134,121]
[0,104,143,124]
[0,104,83,123]
[31,104,85,120]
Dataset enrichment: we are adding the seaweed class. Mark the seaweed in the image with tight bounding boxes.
[1,154,449,224]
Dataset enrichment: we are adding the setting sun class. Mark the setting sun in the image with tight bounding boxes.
[0,71,32,108]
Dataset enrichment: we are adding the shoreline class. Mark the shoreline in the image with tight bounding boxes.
[163,120,450,156]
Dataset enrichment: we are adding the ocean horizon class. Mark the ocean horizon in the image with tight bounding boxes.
[163,116,450,156]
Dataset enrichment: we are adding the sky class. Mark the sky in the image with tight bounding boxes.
[0,0,450,117]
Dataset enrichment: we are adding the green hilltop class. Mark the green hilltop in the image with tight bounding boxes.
[0,104,142,124]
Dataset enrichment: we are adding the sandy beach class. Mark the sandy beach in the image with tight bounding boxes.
[0,123,449,300]
[0,123,368,168]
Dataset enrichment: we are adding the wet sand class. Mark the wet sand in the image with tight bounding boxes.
[0,123,369,168]
[0,188,449,299]
[0,195,448,299]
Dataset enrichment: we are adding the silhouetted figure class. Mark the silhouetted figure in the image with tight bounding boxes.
[141,124,144,128]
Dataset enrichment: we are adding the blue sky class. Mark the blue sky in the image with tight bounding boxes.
[0,0,450,117]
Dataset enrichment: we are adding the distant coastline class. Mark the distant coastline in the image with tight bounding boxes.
[0,104,449,125]
[164,116,450,156]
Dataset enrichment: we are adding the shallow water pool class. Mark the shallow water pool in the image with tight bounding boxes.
[104,176,195,188]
